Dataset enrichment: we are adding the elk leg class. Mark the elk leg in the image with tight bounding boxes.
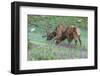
[68,39,72,45]
[79,37,81,46]
[75,40,77,46]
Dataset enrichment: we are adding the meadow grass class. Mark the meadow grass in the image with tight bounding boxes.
[27,15,88,61]
[27,29,88,61]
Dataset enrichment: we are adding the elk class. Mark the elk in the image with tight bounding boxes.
[46,25,81,45]
[55,25,81,45]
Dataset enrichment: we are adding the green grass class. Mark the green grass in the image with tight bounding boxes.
[27,15,88,61]
[27,29,88,61]
[28,44,87,61]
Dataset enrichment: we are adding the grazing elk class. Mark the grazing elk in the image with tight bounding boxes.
[55,26,81,45]
[46,25,81,45]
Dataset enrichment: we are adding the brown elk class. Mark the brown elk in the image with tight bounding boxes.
[46,25,81,45]
[55,25,81,45]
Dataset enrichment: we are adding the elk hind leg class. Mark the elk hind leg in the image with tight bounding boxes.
[78,37,81,46]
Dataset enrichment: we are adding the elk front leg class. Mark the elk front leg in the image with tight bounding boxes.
[68,39,72,45]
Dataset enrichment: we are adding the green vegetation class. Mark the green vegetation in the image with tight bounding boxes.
[27,15,88,61]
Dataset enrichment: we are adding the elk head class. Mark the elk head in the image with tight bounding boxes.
[46,31,56,40]
[44,25,56,40]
